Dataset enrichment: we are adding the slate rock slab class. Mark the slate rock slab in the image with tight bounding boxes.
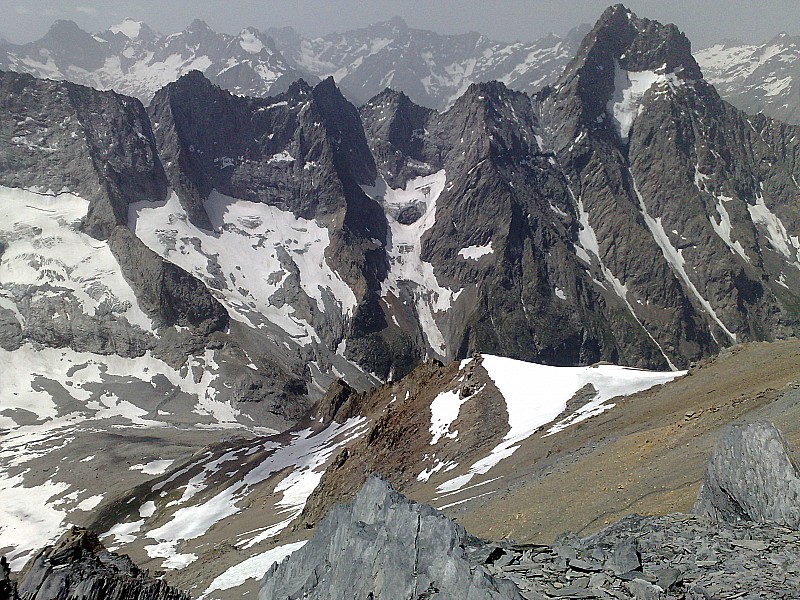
[694,421,800,528]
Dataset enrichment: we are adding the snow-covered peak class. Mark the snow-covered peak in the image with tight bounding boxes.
[239,28,265,54]
[109,18,144,40]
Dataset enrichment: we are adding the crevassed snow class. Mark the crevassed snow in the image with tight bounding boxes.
[436,355,682,493]
[132,191,356,345]
[0,186,153,332]
[201,541,307,597]
[607,63,663,141]
[458,242,493,260]
[632,177,737,343]
[361,171,460,356]
[748,192,800,266]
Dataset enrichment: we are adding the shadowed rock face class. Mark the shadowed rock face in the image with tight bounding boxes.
[695,421,800,527]
[259,475,523,600]
[14,528,189,600]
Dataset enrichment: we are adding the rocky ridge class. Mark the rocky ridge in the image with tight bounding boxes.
[260,418,800,599]
[259,475,523,600]
[8,527,188,600]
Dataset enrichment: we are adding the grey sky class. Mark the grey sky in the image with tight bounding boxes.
[2,1,800,50]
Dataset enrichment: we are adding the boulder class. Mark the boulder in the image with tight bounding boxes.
[694,421,800,528]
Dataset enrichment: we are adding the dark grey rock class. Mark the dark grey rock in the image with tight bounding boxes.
[108,226,229,336]
[625,579,663,600]
[0,556,17,600]
[694,421,800,528]
[15,527,188,600]
[258,475,523,600]
[0,308,23,351]
[0,70,168,240]
[606,539,642,576]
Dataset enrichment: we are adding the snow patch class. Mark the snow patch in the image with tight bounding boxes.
[710,195,750,263]
[239,29,265,54]
[748,192,800,265]
[130,459,175,476]
[109,19,143,40]
[458,242,493,260]
[201,541,307,597]
[607,63,665,141]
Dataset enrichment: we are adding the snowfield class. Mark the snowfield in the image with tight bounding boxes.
[434,355,684,493]
[132,191,356,347]
[362,170,461,356]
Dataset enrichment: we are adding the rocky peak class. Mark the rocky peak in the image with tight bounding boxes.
[260,476,521,600]
[441,80,539,161]
[360,88,436,186]
[186,18,213,35]
[384,15,409,33]
[554,4,701,125]
[310,77,377,186]
[37,20,109,71]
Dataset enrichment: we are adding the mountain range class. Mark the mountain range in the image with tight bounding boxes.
[2,3,800,598]
[6,14,800,124]
[0,16,587,111]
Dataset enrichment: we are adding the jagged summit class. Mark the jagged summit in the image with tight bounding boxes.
[562,4,701,86]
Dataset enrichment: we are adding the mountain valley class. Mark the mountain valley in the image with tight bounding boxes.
[2,4,800,599]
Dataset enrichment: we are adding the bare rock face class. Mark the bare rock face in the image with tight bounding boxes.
[107,226,229,336]
[0,70,168,240]
[15,528,188,600]
[259,475,522,600]
[695,421,800,528]
[1,556,17,600]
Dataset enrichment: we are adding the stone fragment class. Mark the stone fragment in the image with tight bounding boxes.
[606,539,642,576]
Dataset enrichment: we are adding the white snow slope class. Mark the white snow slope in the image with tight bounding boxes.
[433,355,683,493]
[132,191,356,347]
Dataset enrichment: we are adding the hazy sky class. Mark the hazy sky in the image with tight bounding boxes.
[3,0,800,49]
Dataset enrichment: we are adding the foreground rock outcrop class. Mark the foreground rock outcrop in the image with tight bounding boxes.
[259,475,523,600]
[695,421,800,528]
[487,513,800,599]
[14,528,188,600]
